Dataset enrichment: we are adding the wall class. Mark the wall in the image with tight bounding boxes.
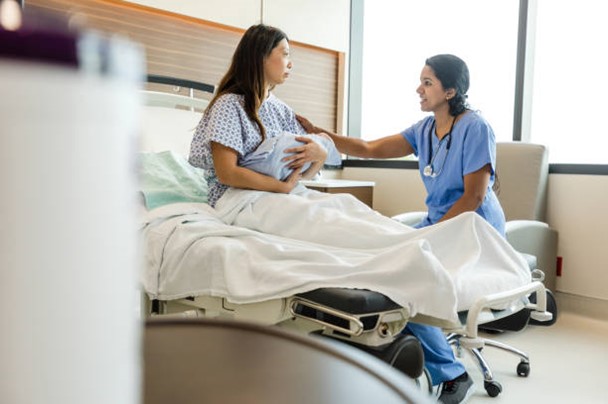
[122,0,261,29]
[122,0,351,52]
[546,175,608,301]
[338,167,426,217]
[262,0,350,52]
[122,0,351,131]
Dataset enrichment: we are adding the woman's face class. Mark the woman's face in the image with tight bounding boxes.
[416,65,453,112]
[264,38,292,87]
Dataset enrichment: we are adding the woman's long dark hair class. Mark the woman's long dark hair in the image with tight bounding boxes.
[206,24,288,140]
[425,54,470,117]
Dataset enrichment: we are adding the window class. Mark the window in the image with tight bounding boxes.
[529,0,608,164]
[358,0,520,145]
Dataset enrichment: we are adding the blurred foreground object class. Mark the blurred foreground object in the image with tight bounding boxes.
[0,3,144,404]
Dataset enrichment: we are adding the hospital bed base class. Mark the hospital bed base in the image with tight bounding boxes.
[147,288,425,380]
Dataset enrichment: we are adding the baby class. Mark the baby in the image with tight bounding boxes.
[240,132,342,180]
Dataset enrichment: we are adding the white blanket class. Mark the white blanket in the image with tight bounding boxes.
[142,186,531,325]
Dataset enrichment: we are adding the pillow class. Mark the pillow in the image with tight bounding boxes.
[137,151,208,209]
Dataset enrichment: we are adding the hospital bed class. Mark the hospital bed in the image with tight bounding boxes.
[139,75,424,381]
[137,76,553,397]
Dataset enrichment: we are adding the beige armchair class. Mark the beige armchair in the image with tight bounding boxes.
[495,142,558,291]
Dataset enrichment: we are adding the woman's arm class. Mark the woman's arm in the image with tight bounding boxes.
[296,114,414,159]
[437,164,492,223]
[211,142,301,193]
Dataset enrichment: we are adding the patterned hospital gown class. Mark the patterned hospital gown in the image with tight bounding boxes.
[189,92,307,207]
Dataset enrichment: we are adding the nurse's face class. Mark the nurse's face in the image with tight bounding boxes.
[264,39,292,87]
[416,65,452,113]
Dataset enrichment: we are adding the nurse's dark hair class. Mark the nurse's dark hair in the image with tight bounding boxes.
[206,24,288,140]
[425,54,470,116]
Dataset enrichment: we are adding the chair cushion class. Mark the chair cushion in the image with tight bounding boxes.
[496,142,548,221]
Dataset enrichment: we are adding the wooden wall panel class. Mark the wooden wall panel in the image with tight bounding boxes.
[25,0,341,131]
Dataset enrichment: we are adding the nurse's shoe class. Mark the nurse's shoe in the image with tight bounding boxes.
[437,371,474,403]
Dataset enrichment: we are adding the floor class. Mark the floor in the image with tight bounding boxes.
[453,311,608,403]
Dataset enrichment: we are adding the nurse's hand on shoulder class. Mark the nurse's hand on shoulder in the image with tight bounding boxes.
[296,114,319,134]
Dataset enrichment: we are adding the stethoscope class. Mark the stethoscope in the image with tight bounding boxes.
[423,116,456,178]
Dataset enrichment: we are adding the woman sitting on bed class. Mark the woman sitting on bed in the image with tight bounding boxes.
[189,24,335,206]
[188,24,499,404]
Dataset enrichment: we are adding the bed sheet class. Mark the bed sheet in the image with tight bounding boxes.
[141,195,530,325]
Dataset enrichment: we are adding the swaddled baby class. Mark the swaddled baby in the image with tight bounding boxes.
[241,132,342,180]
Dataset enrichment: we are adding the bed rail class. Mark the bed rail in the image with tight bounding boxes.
[144,75,215,111]
[146,74,215,94]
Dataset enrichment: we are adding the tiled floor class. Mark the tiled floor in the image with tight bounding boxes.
[457,311,608,403]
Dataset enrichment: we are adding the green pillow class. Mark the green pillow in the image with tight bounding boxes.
[138,151,208,209]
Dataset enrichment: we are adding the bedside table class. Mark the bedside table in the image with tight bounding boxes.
[301,179,376,208]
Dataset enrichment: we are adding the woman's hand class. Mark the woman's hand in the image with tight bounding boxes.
[280,166,303,193]
[296,114,318,134]
[282,136,328,169]
[212,141,301,194]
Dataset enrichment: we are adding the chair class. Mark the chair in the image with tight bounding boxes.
[393,141,558,397]
[482,142,559,332]
[495,142,558,294]
[143,317,434,404]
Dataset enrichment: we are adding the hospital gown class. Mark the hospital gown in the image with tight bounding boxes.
[190,92,339,206]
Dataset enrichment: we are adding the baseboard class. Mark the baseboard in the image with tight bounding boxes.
[555,291,608,322]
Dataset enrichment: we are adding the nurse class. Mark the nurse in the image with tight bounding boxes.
[297,54,504,403]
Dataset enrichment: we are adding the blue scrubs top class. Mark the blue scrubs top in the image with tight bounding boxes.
[401,111,506,236]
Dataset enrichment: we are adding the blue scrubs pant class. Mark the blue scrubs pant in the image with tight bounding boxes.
[404,322,465,385]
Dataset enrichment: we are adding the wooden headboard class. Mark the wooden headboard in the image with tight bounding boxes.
[26,0,343,132]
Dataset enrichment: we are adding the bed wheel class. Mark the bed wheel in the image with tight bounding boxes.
[529,289,558,326]
[484,380,502,397]
[516,360,530,377]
